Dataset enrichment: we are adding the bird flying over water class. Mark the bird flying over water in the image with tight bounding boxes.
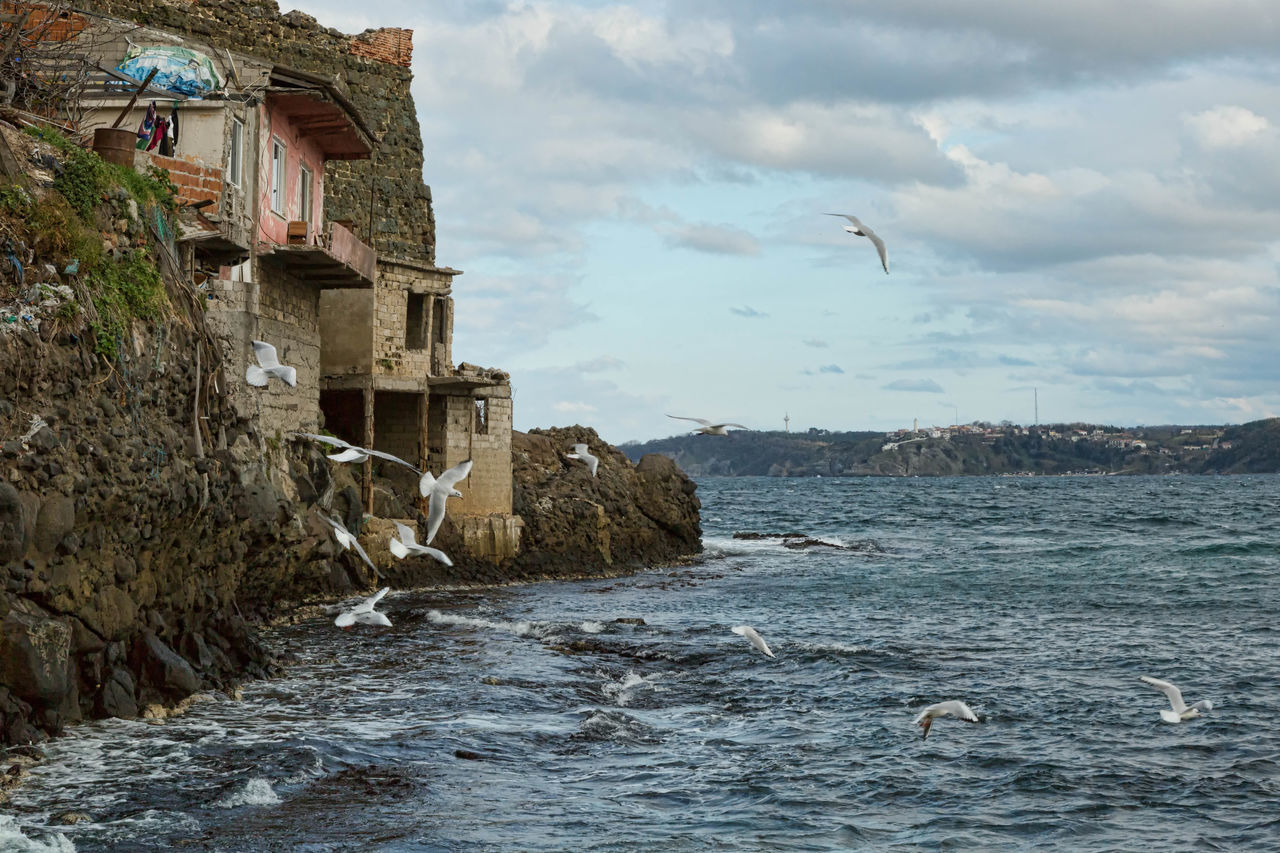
[334,587,391,629]
[321,512,381,578]
[566,443,599,477]
[731,625,775,658]
[913,700,980,740]
[246,340,297,388]
[389,521,453,566]
[826,213,889,274]
[666,415,749,436]
[1140,676,1213,723]
[295,432,419,472]
[419,459,473,544]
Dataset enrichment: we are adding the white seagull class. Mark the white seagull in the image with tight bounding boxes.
[731,625,775,658]
[1140,676,1213,724]
[666,414,750,436]
[295,432,419,472]
[246,340,297,387]
[419,459,474,544]
[566,443,599,477]
[321,512,381,577]
[913,700,980,740]
[826,213,889,274]
[389,521,454,566]
[334,587,391,629]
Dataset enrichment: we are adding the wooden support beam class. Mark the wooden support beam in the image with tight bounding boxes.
[110,67,159,129]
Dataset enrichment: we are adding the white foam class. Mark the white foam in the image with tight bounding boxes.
[427,610,552,639]
[579,621,606,634]
[600,671,661,707]
[214,778,281,808]
[0,817,75,852]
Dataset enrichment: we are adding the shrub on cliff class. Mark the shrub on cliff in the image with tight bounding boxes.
[1,125,176,357]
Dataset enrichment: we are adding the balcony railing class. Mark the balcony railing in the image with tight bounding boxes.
[263,221,376,288]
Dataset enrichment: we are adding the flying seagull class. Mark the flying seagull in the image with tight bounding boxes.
[295,432,419,472]
[321,512,381,578]
[913,700,980,740]
[731,625,775,658]
[246,340,297,388]
[1140,676,1213,724]
[566,443,599,477]
[419,459,474,544]
[826,213,889,274]
[334,587,391,629]
[389,521,454,566]
[666,414,749,436]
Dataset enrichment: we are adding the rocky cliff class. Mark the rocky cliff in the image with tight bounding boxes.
[0,300,701,748]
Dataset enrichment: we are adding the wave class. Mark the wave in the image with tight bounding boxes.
[0,817,75,853]
[427,610,552,639]
[214,777,282,808]
[599,670,663,708]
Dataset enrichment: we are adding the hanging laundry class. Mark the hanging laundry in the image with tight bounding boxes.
[136,100,157,148]
[168,103,180,148]
[159,117,174,156]
[146,116,168,152]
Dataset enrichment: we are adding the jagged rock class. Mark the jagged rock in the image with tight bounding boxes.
[97,668,138,718]
[133,632,199,698]
[33,495,74,554]
[0,599,72,710]
[0,482,25,563]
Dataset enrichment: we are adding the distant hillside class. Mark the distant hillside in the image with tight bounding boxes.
[620,419,1280,477]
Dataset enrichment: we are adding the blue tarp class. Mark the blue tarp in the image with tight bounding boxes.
[118,45,222,97]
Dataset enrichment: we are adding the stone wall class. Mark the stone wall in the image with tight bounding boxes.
[82,0,438,265]
[429,392,512,518]
[204,261,322,437]
[373,258,454,378]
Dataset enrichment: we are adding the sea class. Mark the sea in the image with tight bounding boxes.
[4,474,1280,851]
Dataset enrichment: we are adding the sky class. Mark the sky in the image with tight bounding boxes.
[288,0,1280,444]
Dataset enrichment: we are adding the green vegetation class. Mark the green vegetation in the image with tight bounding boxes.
[2,126,176,356]
[87,250,166,358]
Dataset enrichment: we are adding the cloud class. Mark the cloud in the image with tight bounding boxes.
[667,223,761,255]
[998,354,1036,366]
[552,401,598,413]
[574,356,625,372]
[451,273,597,363]
[818,364,844,374]
[1184,105,1270,148]
[730,305,768,318]
[884,378,945,393]
[802,338,829,348]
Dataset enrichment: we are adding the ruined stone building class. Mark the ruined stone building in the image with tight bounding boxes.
[48,0,520,558]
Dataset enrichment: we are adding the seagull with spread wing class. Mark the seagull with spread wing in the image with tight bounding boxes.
[419,459,473,544]
[1140,676,1213,723]
[913,700,980,740]
[827,213,889,274]
[334,587,391,629]
[731,625,775,658]
[246,340,297,388]
[666,414,749,436]
[566,443,599,477]
[295,432,419,472]
[389,521,453,566]
[321,512,381,578]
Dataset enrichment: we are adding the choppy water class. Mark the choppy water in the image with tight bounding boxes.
[7,475,1280,851]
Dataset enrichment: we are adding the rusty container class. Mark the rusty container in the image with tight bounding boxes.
[92,127,138,168]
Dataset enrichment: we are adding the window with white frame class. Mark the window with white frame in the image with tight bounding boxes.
[270,138,286,216]
[299,165,313,224]
[227,118,243,187]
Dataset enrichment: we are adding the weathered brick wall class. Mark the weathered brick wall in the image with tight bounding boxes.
[373,258,453,377]
[204,263,322,436]
[432,393,512,517]
[349,26,411,67]
[81,0,437,264]
[142,151,223,207]
[372,391,420,465]
[2,1,89,41]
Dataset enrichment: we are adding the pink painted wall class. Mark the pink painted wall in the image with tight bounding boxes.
[256,101,327,245]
